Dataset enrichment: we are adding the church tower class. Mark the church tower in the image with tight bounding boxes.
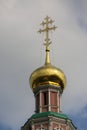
[21,16,76,130]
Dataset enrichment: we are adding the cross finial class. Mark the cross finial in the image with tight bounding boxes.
[38,16,57,65]
[38,16,57,51]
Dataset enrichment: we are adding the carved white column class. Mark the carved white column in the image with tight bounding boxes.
[40,91,42,112]
[48,89,51,111]
[49,118,52,130]
[31,121,34,130]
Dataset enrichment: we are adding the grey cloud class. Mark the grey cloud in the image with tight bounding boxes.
[0,0,87,130]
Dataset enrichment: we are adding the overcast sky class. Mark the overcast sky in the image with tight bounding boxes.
[0,0,87,130]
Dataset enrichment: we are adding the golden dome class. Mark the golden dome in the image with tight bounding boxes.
[29,64,66,92]
[29,16,66,92]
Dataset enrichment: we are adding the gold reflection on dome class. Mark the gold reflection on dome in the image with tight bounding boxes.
[29,64,66,92]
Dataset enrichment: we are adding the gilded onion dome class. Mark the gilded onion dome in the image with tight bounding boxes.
[29,16,66,92]
[29,62,66,92]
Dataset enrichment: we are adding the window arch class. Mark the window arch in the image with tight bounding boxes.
[37,127,47,130]
[54,127,63,130]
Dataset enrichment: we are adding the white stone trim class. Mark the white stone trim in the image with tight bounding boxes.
[48,89,51,111]
[40,91,42,112]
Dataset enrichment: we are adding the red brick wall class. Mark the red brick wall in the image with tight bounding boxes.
[53,123,66,130]
[50,92,57,105]
[35,124,48,130]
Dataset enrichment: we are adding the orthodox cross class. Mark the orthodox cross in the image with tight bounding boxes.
[38,16,57,51]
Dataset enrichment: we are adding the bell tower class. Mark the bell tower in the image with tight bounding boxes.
[21,16,76,130]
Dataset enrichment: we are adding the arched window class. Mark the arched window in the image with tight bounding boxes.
[37,127,46,130]
[54,127,63,130]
